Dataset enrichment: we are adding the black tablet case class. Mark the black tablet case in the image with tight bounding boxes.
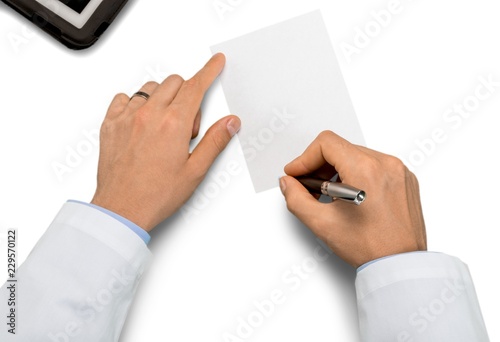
[1,0,129,49]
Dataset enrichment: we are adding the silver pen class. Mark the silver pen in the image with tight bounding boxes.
[296,177,366,205]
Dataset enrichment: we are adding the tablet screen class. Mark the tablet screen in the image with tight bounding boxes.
[59,0,91,14]
[36,0,103,28]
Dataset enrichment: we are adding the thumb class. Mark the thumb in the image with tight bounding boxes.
[189,115,241,175]
[280,176,325,230]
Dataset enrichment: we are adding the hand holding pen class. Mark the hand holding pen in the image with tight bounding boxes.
[279,131,427,268]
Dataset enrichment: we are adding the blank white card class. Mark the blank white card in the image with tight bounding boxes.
[211,10,364,193]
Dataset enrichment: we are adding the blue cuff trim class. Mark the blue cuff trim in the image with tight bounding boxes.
[67,200,151,245]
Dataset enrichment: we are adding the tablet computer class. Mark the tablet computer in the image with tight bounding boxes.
[1,0,129,49]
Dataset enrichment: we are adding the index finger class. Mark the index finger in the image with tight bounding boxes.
[169,53,226,119]
[284,130,363,178]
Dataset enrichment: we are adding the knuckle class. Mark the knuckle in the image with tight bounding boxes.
[183,77,201,91]
[363,157,382,176]
[134,106,150,121]
[143,81,159,89]
[407,168,420,187]
[114,92,128,102]
[108,93,128,112]
[100,120,113,135]
[166,74,184,84]
[166,103,183,117]
[285,195,297,214]
[132,107,153,128]
[318,130,351,150]
[385,155,406,173]
[161,111,183,131]
[318,130,335,141]
[381,155,409,183]
[210,130,228,154]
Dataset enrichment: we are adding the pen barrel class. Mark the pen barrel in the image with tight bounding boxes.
[325,182,366,205]
[296,177,325,195]
[296,177,366,205]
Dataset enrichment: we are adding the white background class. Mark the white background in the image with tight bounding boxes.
[1,0,499,341]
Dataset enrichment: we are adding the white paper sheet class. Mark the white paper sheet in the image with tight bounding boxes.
[211,10,365,193]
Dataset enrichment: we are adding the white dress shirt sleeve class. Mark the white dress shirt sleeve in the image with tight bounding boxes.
[0,201,152,341]
[1,203,490,341]
[355,252,489,341]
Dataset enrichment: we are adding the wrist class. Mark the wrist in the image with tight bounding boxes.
[91,195,154,232]
[68,200,151,244]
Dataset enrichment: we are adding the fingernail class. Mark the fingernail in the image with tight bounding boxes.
[279,177,287,195]
[227,118,241,137]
